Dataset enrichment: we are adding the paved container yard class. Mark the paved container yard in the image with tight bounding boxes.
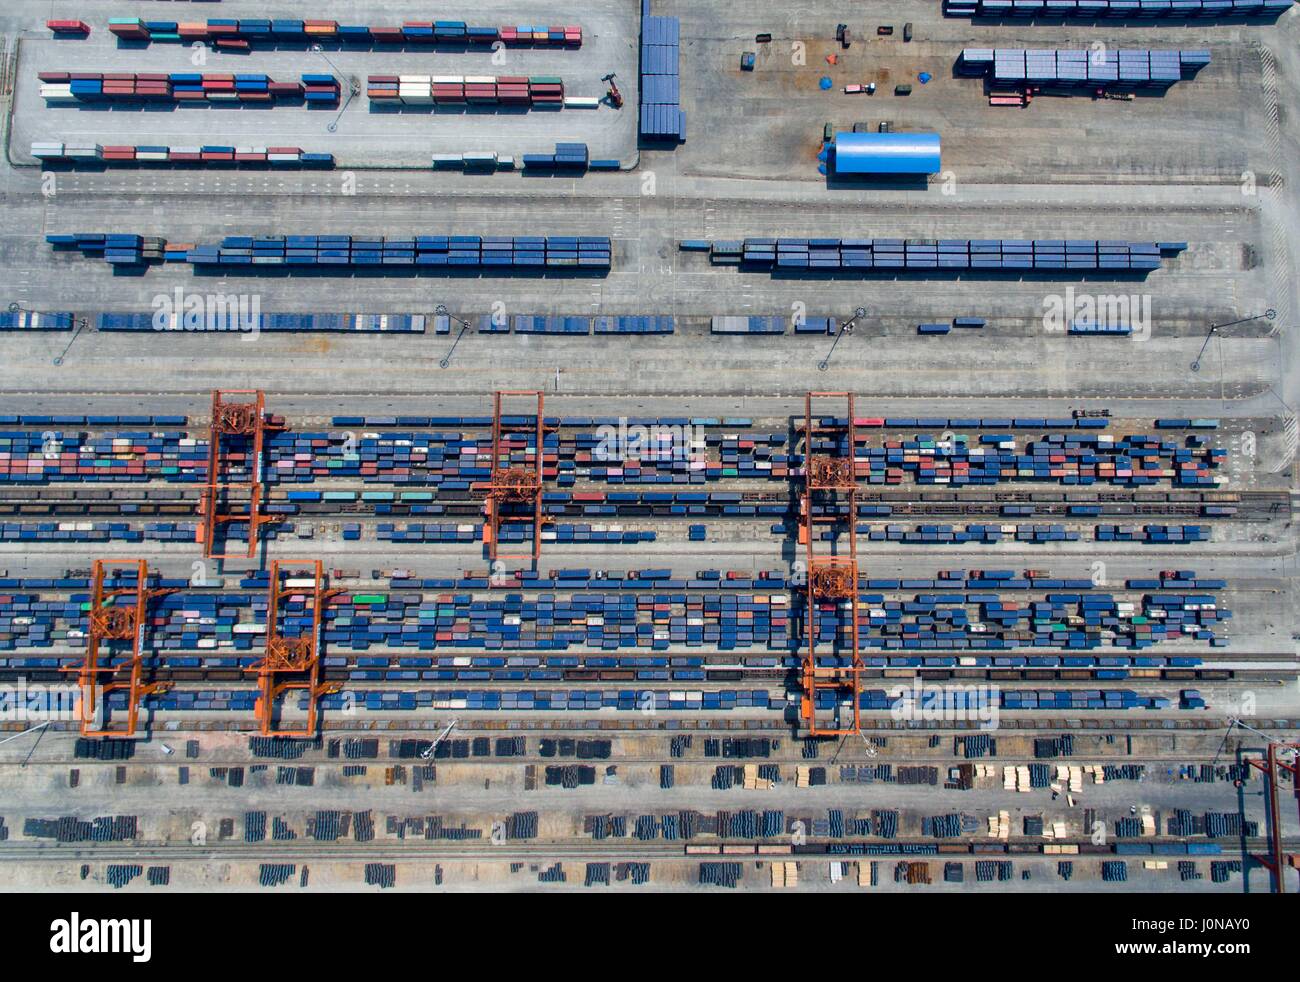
[0,0,1296,917]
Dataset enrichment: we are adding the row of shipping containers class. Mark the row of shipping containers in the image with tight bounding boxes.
[96,312,670,335]
[1,415,1225,490]
[706,238,1179,273]
[100,312,425,333]
[368,74,564,108]
[431,148,619,173]
[958,48,1209,85]
[0,571,1230,654]
[639,5,685,142]
[39,71,339,104]
[48,233,613,270]
[32,142,332,166]
[0,523,1231,553]
[943,0,1292,17]
[101,18,582,50]
[0,311,74,331]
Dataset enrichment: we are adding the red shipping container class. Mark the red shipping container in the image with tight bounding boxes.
[38,72,71,82]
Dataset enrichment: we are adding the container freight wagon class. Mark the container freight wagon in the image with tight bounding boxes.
[48,233,612,272]
[831,132,941,175]
[639,10,685,142]
[368,75,563,108]
[32,142,333,168]
[957,48,1209,89]
[100,18,581,50]
[942,0,1292,19]
[38,72,337,106]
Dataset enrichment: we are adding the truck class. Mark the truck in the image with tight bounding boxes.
[903,22,913,42]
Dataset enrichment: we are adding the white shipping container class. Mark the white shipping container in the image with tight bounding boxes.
[564,96,600,108]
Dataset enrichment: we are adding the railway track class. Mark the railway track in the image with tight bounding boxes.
[0,838,1288,864]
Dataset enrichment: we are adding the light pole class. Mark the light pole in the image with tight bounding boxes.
[436,304,473,369]
[1191,308,1275,372]
[420,718,460,759]
[818,306,866,372]
[310,44,360,133]
[10,304,88,366]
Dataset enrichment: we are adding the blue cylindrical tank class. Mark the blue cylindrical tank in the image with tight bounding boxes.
[831,132,941,174]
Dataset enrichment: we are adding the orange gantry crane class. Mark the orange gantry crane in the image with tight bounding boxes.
[66,559,172,738]
[798,392,863,737]
[247,560,339,737]
[200,389,274,560]
[1243,739,1300,893]
[478,390,550,563]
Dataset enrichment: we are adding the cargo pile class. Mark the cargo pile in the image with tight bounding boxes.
[943,0,1292,18]
[32,142,333,167]
[100,17,581,49]
[703,238,1182,274]
[639,11,685,141]
[38,72,339,105]
[47,233,613,271]
[958,48,1209,87]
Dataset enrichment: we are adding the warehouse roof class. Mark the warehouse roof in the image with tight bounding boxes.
[832,132,941,175]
